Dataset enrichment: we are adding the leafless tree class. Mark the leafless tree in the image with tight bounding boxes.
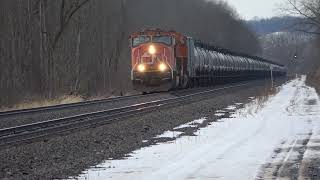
[0,0,262,108]
[260,32,311,74]
[281,0,320,90]
[282,0,320,35]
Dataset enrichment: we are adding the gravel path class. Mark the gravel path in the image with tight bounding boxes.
[0,78,287,180]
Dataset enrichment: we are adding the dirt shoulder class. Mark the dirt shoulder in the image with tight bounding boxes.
[257,134,320,180]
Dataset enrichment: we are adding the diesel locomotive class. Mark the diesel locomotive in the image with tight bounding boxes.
[130,29,286,92]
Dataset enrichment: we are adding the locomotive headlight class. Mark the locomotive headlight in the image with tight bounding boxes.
[159,63,167,72]
[148,45,156,55]
[137,64,146,72]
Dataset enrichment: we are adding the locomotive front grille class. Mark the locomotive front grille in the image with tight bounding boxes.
[133,71,172,86]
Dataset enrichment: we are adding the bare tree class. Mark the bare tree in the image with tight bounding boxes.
[282,0,320,35]
[280,0,320,91]
[52,0,90,50]
[260,32,311,74]
[0,0,262,108]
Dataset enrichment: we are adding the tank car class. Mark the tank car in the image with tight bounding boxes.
[129,29,286,92]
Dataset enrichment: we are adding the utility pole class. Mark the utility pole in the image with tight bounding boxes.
[293,54,298,78]
[270,65,274,88]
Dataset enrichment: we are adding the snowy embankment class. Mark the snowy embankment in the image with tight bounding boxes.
[75,76,320,180]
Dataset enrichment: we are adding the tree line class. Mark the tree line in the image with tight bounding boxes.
[247,16,305,35]
[281,0,320,91]
[0,0,261,108]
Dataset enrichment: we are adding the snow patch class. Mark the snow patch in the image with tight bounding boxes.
[155,131,183,139]
[173,118,207,130]
[215,113,225,117]
[225,105,237,110]
[216,110,226,113]
[74,77,320,180]
[154,118,208,139]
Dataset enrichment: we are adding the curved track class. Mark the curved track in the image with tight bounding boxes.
[0,83,249,147]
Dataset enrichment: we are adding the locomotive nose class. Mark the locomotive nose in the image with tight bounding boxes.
[137,64,146,72]
[135,62,169,73]
[148,45,156,55]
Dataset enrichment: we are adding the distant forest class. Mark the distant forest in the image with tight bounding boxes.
[248,15,320,93]
[246,16,304,35]
[247,16,312,72]
[0,0,261,108]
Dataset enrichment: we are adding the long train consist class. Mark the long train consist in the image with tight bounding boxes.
[130,29,286,92]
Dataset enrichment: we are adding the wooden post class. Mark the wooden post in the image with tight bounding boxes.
[270,66,274,88]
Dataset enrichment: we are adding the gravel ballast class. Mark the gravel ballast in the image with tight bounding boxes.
[0,85,239,129]
[0,78,287,179]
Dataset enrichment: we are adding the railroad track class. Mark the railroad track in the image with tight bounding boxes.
[0,86,218,120]
[0,83,249,147]
[0,93,153,118]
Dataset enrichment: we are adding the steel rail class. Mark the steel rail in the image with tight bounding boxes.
[0,83,248,146]
[0,93,153,118]
[0,86,215,119]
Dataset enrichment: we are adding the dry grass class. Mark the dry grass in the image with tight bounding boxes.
[0,95,85,112]
[0,89,139,112]
[307,69,320,94]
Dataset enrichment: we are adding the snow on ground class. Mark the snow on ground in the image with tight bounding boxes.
[215,113,225,117]
[155,131,184,139]
[304,135,320,159]
[74,76,320,180]
[173,118,207,130]
[225,105,237,110]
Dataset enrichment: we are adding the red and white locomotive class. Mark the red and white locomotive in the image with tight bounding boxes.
[129,29,286,92]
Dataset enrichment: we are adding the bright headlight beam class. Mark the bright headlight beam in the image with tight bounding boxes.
[159,63,167,72]
[148,45,156,55]
[137,64,145,72]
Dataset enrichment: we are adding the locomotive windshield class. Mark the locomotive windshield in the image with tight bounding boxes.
[132,35,172,47]
[152,36,172,45]
[132,36,151,47]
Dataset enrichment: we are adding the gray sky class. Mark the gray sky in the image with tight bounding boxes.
[223,0,285,20]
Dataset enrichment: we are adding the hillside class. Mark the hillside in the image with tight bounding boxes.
[246,16,303,35]
[248,16,319,92]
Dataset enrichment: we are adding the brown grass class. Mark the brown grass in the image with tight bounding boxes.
[0,95,84,112]
[307,69,320,94]
[0,89,139,112]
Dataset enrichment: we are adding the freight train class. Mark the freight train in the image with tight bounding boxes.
[130,29,286,92]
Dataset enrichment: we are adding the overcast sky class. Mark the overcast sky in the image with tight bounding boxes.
[223,0,285,20]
